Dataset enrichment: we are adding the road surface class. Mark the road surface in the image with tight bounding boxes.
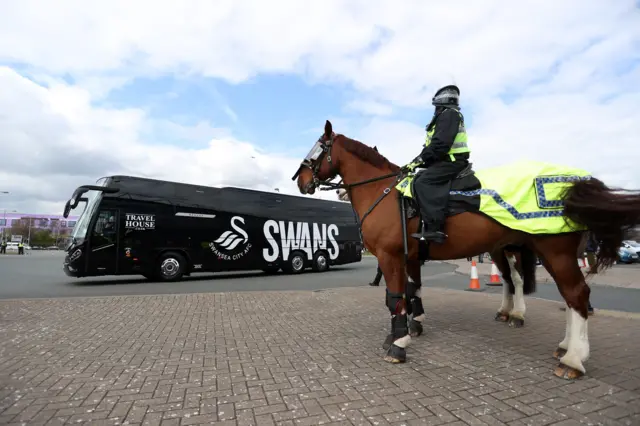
[1,251,639,313]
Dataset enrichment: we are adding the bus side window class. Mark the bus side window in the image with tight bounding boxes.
[92,210,117,244]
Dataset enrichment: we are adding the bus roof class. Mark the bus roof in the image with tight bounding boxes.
[99,175,357,222]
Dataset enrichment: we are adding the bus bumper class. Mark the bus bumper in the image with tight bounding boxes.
[63,259,80,277]
[63,247,84,277]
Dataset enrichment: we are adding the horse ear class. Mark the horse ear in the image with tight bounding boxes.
[324,120,333,139]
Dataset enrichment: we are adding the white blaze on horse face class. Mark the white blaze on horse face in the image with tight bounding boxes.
[559,308,590,373]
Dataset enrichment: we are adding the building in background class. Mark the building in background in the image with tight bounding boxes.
[0,212,80,247]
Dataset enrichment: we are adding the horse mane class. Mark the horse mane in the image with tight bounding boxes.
[337,135,401,172]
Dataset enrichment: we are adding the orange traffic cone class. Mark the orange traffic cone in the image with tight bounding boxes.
[465,260,485,292]
[486,261,502,286]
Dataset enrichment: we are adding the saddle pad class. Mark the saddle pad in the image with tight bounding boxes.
[452,160,592,234]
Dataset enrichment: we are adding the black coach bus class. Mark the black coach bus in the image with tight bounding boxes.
[62,175,362,281]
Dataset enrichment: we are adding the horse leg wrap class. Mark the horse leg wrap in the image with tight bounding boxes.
[385,313,409,363]
[383,292,408,350]
[383,292,409,362]
[407,281,425,319]
[407,281,425,337]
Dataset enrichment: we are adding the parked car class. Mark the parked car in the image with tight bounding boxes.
[617,246,639,264]
[622,240,640,256]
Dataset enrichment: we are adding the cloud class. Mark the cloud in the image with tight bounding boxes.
[345,99,394,116]
[0,67,337,214]
[0,0,639,215]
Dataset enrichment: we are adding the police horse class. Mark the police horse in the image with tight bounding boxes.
[293,120,640,380]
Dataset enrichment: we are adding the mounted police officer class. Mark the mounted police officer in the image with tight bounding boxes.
[401,85,471,243]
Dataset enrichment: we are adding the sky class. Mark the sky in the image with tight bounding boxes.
[1,0,639,215]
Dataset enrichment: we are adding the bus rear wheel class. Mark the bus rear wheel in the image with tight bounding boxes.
[156,251,186,282]
[312,251,329,272]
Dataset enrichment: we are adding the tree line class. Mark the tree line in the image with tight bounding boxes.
[3,218,70,246]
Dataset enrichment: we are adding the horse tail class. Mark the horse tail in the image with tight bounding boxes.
[563,178,640,271]
[519,246,537,295]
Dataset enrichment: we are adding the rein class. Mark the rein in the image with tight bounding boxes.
[303,135,404,225]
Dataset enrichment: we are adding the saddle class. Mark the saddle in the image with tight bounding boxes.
[401,162,481,220]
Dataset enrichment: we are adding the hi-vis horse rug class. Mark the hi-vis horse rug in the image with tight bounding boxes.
[396,160,592,234]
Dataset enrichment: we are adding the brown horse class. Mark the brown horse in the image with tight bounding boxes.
[293,120,640,380]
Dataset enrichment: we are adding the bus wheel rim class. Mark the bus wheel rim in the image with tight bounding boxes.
[317,255,327,269]
[292,256,303,271]
[161,258,180,277]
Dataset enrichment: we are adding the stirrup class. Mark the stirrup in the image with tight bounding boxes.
[423,230,447,244]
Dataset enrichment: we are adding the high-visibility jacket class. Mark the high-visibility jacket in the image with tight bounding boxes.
[425,110,470,161]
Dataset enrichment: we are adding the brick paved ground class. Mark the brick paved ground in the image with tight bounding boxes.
[1,287,639,426]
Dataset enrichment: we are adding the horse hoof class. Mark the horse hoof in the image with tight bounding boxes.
[383,344,406,364]
[553,347,567,360]
[554,363,584,380]
[508,317,525,328]
[495,312,509,322]
[382,333,394,350]
[409,319,423,337]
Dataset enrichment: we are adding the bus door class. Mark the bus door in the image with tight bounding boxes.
[87,209,119,275]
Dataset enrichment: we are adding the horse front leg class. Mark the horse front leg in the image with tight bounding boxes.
[491,249,513,323]
[406,259,425,337]
[379,254,410,363]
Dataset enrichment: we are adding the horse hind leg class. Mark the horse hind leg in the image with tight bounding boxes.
[491,250,513,323]
[536,253,569,360]
[537,240,590,379]
[506,255,526,328]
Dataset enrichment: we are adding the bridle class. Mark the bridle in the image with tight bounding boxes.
[292,134,404,225]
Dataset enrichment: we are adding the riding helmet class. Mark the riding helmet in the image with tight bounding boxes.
[432,85,460,107]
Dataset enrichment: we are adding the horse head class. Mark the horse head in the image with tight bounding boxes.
[293,120,398,196]
[292,120,341,195]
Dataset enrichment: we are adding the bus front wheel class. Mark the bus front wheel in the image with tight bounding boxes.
[156,251,186,282]
[283,252,306,274]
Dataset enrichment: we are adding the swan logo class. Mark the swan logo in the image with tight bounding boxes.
[209,216,252,261]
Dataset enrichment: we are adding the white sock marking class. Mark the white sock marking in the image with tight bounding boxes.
[559,305,571,350]
[510,264,526,318]
[559,307,590,373]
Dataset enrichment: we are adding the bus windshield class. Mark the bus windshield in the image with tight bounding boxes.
[68,178,109,243]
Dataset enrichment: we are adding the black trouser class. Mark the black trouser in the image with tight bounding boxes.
[372,265,383,285]
[413,160,469,231]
